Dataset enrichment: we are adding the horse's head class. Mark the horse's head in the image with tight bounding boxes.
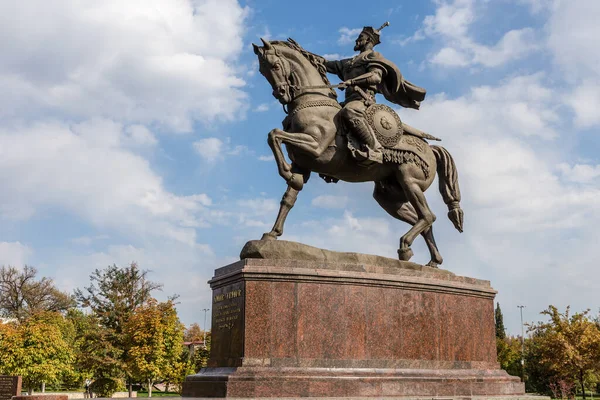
[253,38,294,105]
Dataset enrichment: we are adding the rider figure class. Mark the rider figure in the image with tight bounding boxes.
[324,23,427,164]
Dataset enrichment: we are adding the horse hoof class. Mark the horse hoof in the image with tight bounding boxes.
[261,232,277,241]
[398,247,414,261]
[426,261,439,268]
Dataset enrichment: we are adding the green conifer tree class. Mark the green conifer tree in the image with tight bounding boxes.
[495,302,506,339]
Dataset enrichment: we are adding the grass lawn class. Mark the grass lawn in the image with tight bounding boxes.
[136,391,180,397]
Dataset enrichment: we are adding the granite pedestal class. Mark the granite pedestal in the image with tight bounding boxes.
[182,241,528,399]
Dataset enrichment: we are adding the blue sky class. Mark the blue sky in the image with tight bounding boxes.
[1,0,599,335]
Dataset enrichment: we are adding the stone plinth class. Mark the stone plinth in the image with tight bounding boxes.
[183,241,526,399]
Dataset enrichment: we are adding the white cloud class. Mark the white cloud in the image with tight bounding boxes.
[311,195,349,209]
[409,73,559,140]
[337,27,362,45]
[517,0,553,14]
[564,83,600,129]
[423,0,475,39]
[125,125,158,147]
[237,198,278,216]
[258,155,274,162]
[322,53,353,61]
[0,0,249,131]
[430,47,470,67]
[253,103,270,112]
[527,1,600,128]
[71,235,110,246]
[0,242,32,267]
[194,138,224,163]
[547,0,600,81]
[0,120,210,244]
[193,137,250,163]
[557,163,600,184]
[419,0,539,68]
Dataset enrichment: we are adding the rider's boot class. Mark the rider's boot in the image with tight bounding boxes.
[349,118,383,164]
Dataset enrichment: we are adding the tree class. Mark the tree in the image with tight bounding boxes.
[124,300,185,397]
[526,330,562,396]
[0,312,74,393]
[497,335,523,378]
[184,323,204,342]
[495,302,506,340]
[75,263,163,395]
[190,332,211,373]
[527,306,600,399]
[75,263,163,332]
[60,309,102,390]
[0,265,74,320]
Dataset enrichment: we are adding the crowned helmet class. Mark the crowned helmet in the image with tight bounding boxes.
[359,22,390,46]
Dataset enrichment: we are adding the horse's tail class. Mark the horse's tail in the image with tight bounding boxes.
[431,145,463,232]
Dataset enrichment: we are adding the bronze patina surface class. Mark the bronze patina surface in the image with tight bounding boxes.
[252,23,463,268]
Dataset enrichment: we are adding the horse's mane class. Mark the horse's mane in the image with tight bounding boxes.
[272,39,337,99]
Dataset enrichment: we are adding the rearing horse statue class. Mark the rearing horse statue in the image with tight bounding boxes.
[253,38,463,267]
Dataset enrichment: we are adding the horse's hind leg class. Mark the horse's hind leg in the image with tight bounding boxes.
[394,165,437,262]
[373,183,443,267]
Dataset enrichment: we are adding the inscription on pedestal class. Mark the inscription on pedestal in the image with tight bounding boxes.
[209,282,245,367]
[214,289,242,330]
[0,376,21,400]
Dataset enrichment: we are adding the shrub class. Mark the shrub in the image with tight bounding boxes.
[90,377,125,398]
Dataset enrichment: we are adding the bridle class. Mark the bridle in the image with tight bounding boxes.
[266,48,341,114]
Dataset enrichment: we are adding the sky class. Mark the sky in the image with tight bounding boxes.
[1,0,599,336]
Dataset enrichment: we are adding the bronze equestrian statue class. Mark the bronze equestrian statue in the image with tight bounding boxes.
[253,23,463,267]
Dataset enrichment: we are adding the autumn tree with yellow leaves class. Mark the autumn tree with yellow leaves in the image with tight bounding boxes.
[124,299,186,397]
[0,312,74,394]
[527,306,600,399]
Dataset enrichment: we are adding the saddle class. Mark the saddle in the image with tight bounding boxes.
[345,104,439,169]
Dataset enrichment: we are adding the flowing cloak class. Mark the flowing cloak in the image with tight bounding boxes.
[327,50,427,110]
[365,50,426,109]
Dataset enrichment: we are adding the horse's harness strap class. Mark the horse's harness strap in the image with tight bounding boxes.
[288,99,342,117]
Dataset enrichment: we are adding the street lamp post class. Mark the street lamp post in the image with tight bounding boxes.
[202,308,210,349]
[517,305,526,383]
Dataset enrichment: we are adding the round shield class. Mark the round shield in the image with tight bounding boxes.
[365,104,403,147]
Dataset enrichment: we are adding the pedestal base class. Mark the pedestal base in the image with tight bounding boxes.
[183,367,526,399]
[183,241,533,399]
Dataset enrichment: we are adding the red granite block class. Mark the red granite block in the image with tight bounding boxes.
[244,280,272,358]
[342,285,367,359]
[390,286,405,359]
[269,281,296,358]
[318,283,346,359]
[480,298,498,362]
[401,290,439,360]
[365,286,402,359]
[296,282,322,359]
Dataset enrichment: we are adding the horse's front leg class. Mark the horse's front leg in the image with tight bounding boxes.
[267,128,321,190]
[262,165,310,241]
[262,185,299,241]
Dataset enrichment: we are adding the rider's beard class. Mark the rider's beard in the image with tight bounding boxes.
[354,39,367,52]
